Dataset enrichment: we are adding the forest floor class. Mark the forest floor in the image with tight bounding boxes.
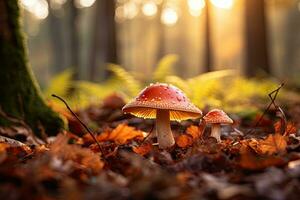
[1,90,300,200]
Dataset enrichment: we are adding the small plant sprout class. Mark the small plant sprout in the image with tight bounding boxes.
[203,109,233,142]
[122,83,202,149]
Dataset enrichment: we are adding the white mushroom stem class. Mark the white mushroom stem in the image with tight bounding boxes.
[211,124,221,142]
[156,109,175,149]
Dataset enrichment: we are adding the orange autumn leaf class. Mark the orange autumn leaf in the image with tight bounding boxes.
[176,125,204,148]
[256,133,287,155]
[132,143,152,156]
[98,124,145,144]
[239,145,286,170]
[274,121,297,136]
[176,135,193,148]
[186,125,201,139]
[284,122,297,136]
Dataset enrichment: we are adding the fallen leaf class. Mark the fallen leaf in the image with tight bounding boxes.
[285,123,297,136]
[257,134,287,155]
[239,145,286,170]
[132,143,152,156]
[176,135,193,148]
[274,121,297,136]
[186,125,202,139]
[50,134,104,173]
[98,124,144,144]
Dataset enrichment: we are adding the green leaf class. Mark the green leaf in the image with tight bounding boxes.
[108,64,141,96]
[153,54,178,82]
[43,69,73,97]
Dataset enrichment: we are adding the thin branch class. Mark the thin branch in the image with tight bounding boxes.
[142,124,155,143]
[51,94,104,155]
[248,83,284,134]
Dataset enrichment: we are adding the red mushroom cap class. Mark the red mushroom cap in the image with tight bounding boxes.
[203,109,233,124]
[122,83,202,121]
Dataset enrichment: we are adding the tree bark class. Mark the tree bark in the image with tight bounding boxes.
[89,0,117,81]
[203,0,212,72]
[69,0,80,80]
[244,0,270,77]
[47,2,65,73]
[0,0,64,136]
[156,3,165,62]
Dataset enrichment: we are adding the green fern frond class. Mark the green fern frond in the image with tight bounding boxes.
[153,54,178,82]
[108,64,142,96]
[44,69,73,98]
[187,69,236,83]
[165,75,191,96]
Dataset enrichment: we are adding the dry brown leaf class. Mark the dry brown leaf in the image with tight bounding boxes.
[239,145,286,170]
[176,135,193,148]
[245,133,287,156]
[98,124,144,144]
[274,121,297,136]
[176,125,204,148]
[132,143,152,156]
[50,134,104,173]
[285,123,298,135]
[257,133,287,155]
[186,125,201,139]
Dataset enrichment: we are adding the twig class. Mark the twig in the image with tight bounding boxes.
[276,106,287,135]
[51,94,104,155]
[142,124,155,143]
[248,83,284,134]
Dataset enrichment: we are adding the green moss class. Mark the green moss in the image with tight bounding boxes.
[0,0,64,136]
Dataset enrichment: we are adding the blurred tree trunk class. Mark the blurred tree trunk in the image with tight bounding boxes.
[69,0,80,80]
[89,0,117,81]
[244,0,270,77]
[283,7,300,77]
[47,3,65,73]
[203,0,212,72]
[0,0,64,136]
[156,4,165,62]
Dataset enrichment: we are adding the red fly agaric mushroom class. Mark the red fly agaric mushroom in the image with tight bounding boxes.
[203,109,233,142]
[122,83,202,149]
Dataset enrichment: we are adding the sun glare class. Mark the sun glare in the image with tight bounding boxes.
[161,7,178,26]
[76,0,96,8]
[142,1,158,17]
[210,0,233,9]
[188,0,205,17]
[124,2,139,19]
[21,0,49,20]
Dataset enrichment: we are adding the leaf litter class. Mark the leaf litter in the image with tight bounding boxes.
[1,88,300,199]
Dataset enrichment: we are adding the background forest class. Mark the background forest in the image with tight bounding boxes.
[23,0,300,82]
[20,0,300,114]
[2,1,300,199]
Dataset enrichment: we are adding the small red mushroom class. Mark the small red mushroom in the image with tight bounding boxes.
[122,83,202,149]
[203,109,233,142]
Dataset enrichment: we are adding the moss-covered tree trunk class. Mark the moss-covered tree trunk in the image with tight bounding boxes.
[0,0,64,136]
